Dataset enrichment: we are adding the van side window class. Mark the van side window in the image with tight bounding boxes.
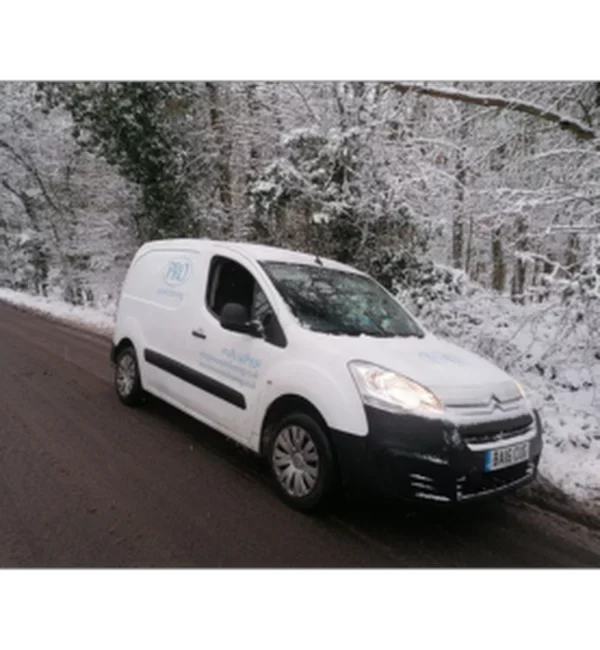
[206,256,271,323]
[206,256,287,348]
[207,257,256,317]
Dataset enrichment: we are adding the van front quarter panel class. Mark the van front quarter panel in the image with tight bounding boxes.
[251,360,369,448]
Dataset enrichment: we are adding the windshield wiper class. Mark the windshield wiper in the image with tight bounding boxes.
[395,330,425,339]
[311,326,362,336]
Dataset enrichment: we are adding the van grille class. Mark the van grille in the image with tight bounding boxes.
[458,414,535,446]
[461,421,535,446]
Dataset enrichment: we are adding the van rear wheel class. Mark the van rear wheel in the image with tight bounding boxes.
[267,412,338,513]
[115,346,144,407]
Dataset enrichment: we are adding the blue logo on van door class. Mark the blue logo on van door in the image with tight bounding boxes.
[162,258,192,287]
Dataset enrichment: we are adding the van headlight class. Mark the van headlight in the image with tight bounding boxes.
[515,380,532,407]
[515,380,527,400]
[348,361,444,416]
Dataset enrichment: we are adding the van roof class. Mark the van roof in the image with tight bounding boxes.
[139,238,361,273]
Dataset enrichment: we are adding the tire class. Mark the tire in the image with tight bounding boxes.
[114,345,145,407]
[266,412,339,513]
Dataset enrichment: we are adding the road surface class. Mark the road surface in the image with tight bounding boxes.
[1,301,599,567]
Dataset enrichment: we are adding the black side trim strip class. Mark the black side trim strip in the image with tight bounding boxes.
[144,349,246,410]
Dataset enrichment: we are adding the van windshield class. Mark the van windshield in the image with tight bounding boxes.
[260,262,424,338]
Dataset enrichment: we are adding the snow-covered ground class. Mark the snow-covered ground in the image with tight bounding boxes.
[0,287,115,337]
[1,285,599,510]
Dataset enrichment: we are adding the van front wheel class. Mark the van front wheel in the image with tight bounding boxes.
[114,346,144,407]
[267,413,338,513]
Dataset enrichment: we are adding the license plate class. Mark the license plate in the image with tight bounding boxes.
[485,442,530,472]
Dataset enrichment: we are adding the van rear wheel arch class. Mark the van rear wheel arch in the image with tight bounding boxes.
[113,340,145,406]
[112,337,135,364]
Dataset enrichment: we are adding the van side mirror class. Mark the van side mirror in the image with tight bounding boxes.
[220,303,263,337]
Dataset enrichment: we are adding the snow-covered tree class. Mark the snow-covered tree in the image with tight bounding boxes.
[0,82,139,305]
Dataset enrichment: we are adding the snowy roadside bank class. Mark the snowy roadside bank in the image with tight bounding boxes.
[1,286,599,523]
[0,287,115,339]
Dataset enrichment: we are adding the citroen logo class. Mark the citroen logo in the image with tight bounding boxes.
[489,394,503,411]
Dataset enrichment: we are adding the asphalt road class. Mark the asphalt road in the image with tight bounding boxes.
[1,301,599,568]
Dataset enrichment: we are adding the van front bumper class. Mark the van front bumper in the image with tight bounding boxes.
[330,406,543,504]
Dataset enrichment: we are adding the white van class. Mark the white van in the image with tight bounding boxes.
[111,239,542,511]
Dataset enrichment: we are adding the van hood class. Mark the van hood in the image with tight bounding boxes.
[319,332,521,408]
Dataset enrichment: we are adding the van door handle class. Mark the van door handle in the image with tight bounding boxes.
[191,329,206,339]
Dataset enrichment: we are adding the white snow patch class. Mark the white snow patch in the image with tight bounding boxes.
[540,442,600,503]
[18,231,33,246]
[0,288,115,338]
[312,212,331,224]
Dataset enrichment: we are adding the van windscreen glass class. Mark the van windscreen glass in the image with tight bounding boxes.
[260,262,424,338]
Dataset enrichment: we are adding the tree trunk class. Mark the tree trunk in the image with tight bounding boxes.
[245,83,260,184]
[452,114,468,269]
[565,230,580,271]
[535,257,554,302]
[492,226,506,292]
[511,214,528,304]
[452,160,466,269]
[206,82,232,234]
[465,213,474,275]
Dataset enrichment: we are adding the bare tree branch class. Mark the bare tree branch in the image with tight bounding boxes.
[1,178,39,228]
[0,138,66,217]
[385,83,597,142]
[289,83,321,125]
